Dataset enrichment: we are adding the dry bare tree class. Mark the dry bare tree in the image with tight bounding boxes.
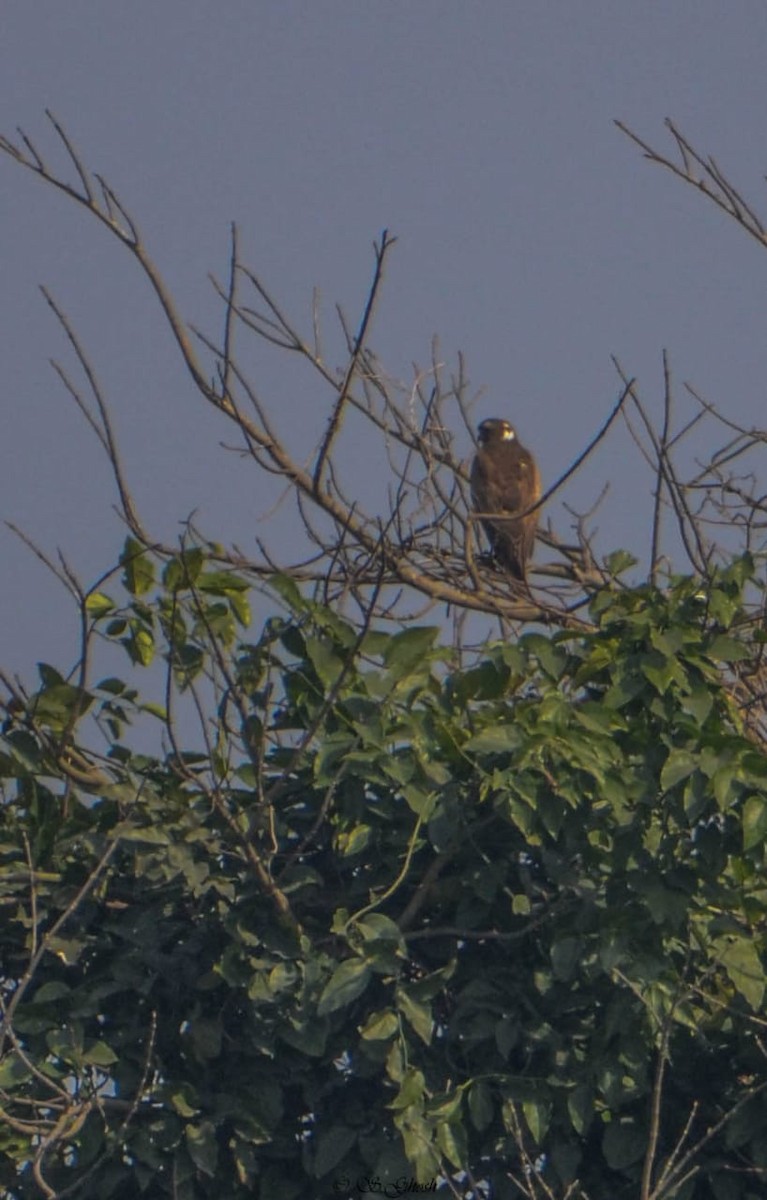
[0,115,640,650]
[2,116,767,645]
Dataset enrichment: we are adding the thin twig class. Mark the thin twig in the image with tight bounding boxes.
[312,229,396,493]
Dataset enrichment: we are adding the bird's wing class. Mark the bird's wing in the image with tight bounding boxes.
[472,446,531,515]
[471,444,539,579]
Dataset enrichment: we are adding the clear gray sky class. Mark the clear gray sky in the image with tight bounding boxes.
[3,3,767,676]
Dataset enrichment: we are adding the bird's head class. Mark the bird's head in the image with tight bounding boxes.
[477,418,516,445]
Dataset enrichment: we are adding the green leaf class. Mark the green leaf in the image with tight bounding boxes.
[521,634,567,679]
[185,1120,218,1176]
[189,1018,222,1061]
[121,536,155,596]
[468,1081,494,1131]
[305,636,345,687]
[268,573,307,613]
[356,913,405,946]
[83,1040,119,1066]
[742,795,767,851]
[32,981,71,1003]
[661,749,698,791]
[37,662,66,687]
[573,702,622,733]
[359,1010,399,1041]
[495,1017,518,1059]
[126,626,155,667]
[397,986,433,1045]
[681,683,714,724]
[336,824,372,857]
[464,725,520,754]
[32,681,94,731]
[390,1067,426,1111]
[523,1099,551,1144]
[551,1142,583,1186]
[269,963,299,994]
[551,937,581,981]
[383,626,439,674]
[603,670,646,709]
[3,729,43,771]
[0,1054,32,1088]
[602,1119,645,1169]
[426,1090,462,1121]
[229,591,251,626]
[163,548,204,589]
[171,1086,201,1118]
[603,549,637,577]
[435,1118,466,1168]
[650,627,684,656]
[707,635,750,663]
[279,1014,328,1056]
[96,676,128,695]
[642,652,682,694]
[715,935,765,1011]
[567,1085,593,1135]
[713,764,738,810]
[317,958,372,1015]
[117,825,170,844]
[313,1124,357,1177]
[46,936,85,966]
[196,570,250,596]
[450,661,508,704]
[85,591,115,617]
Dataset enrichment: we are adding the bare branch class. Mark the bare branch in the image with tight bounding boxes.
[312,231,396,494]
[616,118,767,249]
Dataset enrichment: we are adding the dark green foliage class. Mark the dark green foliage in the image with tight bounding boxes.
[2,547,767,1198]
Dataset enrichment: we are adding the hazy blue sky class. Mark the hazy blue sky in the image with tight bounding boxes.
[3,4,767,678]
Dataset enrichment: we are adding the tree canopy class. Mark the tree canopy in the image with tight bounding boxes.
[2,543,767,1198]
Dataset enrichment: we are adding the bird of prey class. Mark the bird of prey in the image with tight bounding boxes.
[470,418,541,581]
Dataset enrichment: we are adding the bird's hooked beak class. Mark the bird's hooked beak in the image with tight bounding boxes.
[478,419,516,444]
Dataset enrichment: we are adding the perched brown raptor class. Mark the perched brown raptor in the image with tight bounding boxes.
[470,417,541,580]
